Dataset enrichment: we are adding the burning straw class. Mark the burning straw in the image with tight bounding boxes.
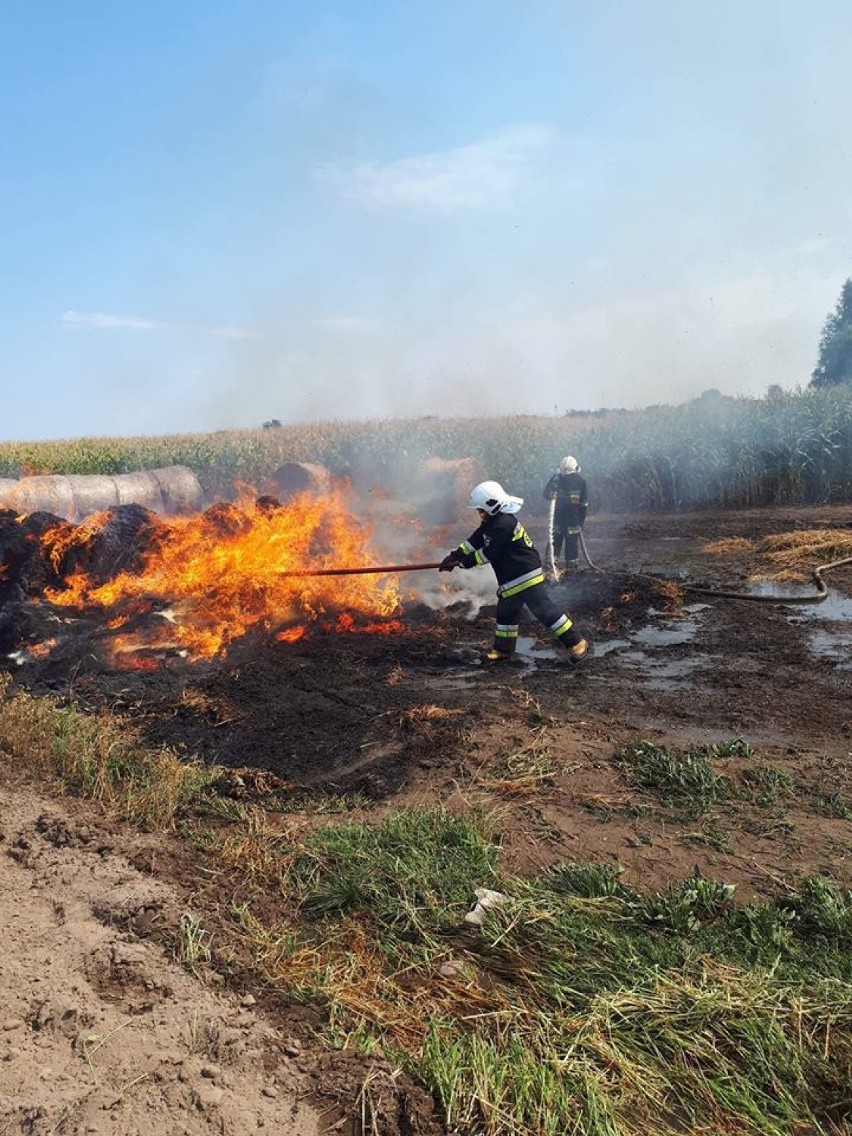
[33,488,409,665]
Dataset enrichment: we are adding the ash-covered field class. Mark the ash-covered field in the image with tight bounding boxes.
[0,497,664,788]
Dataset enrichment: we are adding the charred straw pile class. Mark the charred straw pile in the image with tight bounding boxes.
[0,504,158,659]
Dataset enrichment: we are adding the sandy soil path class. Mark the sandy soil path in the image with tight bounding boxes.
[0,785,321,1136]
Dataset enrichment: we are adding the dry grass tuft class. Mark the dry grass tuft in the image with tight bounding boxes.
[761,528,852,566]
[703,537,755,554]
[393,705,467,740]
[211,767,293,800]
[651,578,685,611]
[399,705,467,723]
[0,675,219,826]
[386,704,471,759]
[475,727,563,799]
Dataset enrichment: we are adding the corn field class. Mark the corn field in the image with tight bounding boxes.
[2,385,852,515]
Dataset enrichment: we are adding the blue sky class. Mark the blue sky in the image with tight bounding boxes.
[2,1,851,441]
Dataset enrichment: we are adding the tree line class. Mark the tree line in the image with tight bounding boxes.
[811,277,852,388]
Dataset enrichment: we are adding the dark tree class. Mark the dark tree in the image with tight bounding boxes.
[810,278,852,387]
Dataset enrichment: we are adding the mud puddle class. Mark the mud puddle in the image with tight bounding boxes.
[592,604,710,690]
[445,608,711,693]
[745,583,852,668]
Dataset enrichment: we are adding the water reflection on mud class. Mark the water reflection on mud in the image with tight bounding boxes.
[593,626,702,689]
[796,602,852,670]
[747,583,852,667]
[607,649,704,691]
[446,579,852,686]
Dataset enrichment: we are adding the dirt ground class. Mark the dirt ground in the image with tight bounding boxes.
[2,503,852,1134]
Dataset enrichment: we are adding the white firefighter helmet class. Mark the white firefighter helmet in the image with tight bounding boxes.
[560,455,579,473]
[468,480,524,516]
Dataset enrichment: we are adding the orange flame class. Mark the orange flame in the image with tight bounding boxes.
[41,513,109,573]
[28,638,57,660]
[276,626,306,643]
[42,489,403,663]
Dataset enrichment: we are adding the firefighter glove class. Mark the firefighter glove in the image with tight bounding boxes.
[439,554,459,572]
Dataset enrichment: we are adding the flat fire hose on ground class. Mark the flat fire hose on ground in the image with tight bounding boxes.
[576,528,852,606]
[678,554,852,605]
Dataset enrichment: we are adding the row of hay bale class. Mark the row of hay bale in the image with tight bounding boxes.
[0,467,203,521]
[0,457,484,525]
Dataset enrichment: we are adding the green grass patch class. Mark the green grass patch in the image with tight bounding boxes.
[256,820,852,1135]
[293,807,499,932]
[740,764,793,806]
[806,786,852,820]
[0,675,220,826]
[617,739,732,814]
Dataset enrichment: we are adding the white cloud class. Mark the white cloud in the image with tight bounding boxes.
[61,311,256,340]
[316,124,558,211]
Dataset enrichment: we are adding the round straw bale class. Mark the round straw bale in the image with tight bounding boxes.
[0,476,79,519]
[148,466,203,514]
[63,475,123,517]
[266,462,332,501]
[416,457,486,524]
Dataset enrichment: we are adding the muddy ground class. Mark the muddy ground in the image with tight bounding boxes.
[2,503,852,1134]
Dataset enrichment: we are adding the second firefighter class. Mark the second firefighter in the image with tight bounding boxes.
[543,455,588,573]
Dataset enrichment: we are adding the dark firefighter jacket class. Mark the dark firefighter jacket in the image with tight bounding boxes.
[448,513,545,597]
[543,471,588,527]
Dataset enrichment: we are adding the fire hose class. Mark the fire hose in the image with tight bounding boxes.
[278,562,444,578]
[576,527,852,606]
[280,546,852,605]
[545,498,559,580]
[546,509,595,580]
[678,556,852,605]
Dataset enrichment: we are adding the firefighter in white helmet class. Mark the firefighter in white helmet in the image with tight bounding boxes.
[438,480,589,664]
[543,455,588,573]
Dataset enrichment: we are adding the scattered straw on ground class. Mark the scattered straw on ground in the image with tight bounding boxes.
[651,579,685,611]
[703,537,755,554]
[760,528,852,567]
[399,705,467,723]
[706,530,852,583]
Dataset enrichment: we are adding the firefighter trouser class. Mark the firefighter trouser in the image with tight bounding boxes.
[493,581,582,657]
[554,522,582,563]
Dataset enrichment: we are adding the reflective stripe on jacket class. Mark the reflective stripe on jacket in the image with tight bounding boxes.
[543,471,588,526]
[453,513,545,595]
